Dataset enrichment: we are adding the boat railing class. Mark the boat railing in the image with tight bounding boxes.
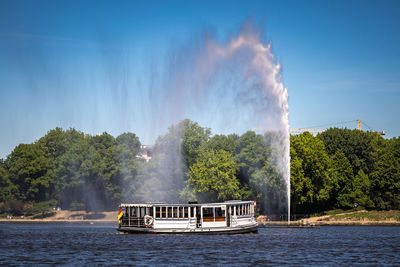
[232,216,238,226]
[121,217,146,228]
[186,218,195,230]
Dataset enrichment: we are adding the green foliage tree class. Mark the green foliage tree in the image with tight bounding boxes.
[53,129,88,209]
[135,121,189,203]
[113,132,141,203]
[0,165,17,202]
[318,128,378,175]
[290,146,313,214]
[181,119,211,167]
[2,122,400,217]
[235,131,265,185]
[290,132,331,213]
[329,150,355,209]
[370,137,400,209]
[203,134,239,155]
[352,170,373,208]
[234,131,279,213]
[6,143,52,202]
[187,149,243,202]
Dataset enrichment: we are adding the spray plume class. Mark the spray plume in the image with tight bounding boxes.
[132,22,290,219]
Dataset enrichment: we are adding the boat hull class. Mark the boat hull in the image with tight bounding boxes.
[117,224,258,235]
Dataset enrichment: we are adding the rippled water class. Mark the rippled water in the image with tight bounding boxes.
[1,223,400,266]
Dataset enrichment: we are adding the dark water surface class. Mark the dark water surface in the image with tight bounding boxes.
[1,223,400,266]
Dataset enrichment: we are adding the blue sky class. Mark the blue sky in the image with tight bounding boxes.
[1,0,400,158]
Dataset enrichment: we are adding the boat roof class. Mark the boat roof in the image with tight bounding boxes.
[120,200,254,208]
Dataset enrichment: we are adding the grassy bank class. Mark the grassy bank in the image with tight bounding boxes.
[298,210,400,225]
[327,210,400,221]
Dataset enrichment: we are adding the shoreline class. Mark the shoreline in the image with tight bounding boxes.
[0,219,116,224]
[0,210,118,224]
[1,218,400,226]
[2,209,399,226]
[260,221,400,226]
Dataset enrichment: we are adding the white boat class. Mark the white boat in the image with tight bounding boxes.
[117,200,258,234]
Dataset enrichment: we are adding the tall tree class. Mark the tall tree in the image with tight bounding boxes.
[290,132,331,212]
[6,143,52,202]
[290,147,313,214]
[203,134,239,155]
[0,165,17,202]
[187,149,243,202]
[329,150,355,209]
[370,137,400,209]
[235,131,265,185]
[54,130,88,209]
[135,121,188,203]
[352,170,373,208]
[113,132,141,204]
[181,119,211,168]
[318,128,378,175]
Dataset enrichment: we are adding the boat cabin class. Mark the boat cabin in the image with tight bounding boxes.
[118,200,257,234]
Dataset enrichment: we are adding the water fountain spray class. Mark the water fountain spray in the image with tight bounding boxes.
[137,22,291,221]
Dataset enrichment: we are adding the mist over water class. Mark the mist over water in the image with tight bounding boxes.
[136,22,290,215]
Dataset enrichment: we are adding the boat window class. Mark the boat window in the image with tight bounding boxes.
[184,207,189,218]
[167,207,172,218]
[203,207,214,221]
[190,207,194,218]
[132,207,137,217]
[162,207,166,218]
[141,207,145,217]
[156,207,161,218]
[173,207,178,218]
[215,207,224,218]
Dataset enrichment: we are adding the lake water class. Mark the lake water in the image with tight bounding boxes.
[1,223,400,266]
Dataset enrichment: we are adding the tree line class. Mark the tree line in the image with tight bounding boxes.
[0,119,399,216]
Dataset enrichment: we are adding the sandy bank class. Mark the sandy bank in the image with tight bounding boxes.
[0,210,118,224]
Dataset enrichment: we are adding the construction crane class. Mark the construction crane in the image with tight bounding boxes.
[289,128,326,135]
[290,119,385,136]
